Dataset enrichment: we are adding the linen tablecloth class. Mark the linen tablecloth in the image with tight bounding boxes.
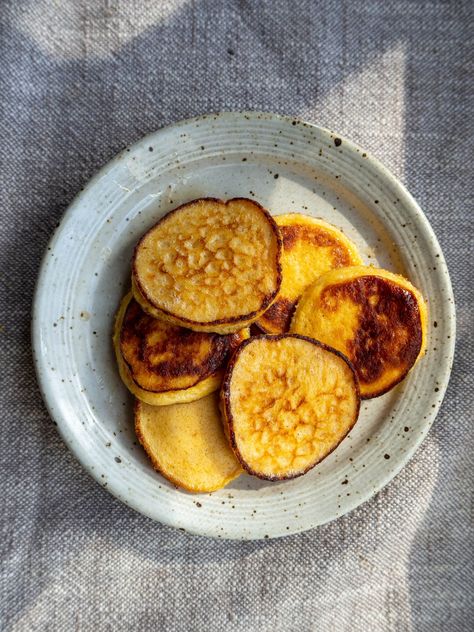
[1,1,472,630]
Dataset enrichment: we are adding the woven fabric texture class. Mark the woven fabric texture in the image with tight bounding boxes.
[1,1,473,630]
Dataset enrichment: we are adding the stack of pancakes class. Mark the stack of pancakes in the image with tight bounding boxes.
[114,198,427,491]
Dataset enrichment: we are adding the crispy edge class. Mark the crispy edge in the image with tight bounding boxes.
[275,213,363,265]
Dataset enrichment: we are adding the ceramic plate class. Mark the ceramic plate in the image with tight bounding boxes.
[33,112,455,539]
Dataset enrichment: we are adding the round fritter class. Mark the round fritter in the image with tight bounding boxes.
[221,335,360,480]
[114,293,247,405]
[132,198,282,333]
[256,214,362,333]
[135,393,242,493]
[291,266,428,399]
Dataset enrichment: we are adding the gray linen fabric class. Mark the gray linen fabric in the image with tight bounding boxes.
[1,1,473,630]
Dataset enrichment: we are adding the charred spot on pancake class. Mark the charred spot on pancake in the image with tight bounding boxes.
[256,297,296,333]
[249,323,264,336]
[291,266,427,398]
[226,331,248,354]
[120,298,234,391]
[320,277,422,384]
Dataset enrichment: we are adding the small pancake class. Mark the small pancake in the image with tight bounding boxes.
[256,214,362,333]
[114,293,248,405]
[221,335,360,480]
[132,198,282,333]
[291,266,428,398]
[135,393,242,492]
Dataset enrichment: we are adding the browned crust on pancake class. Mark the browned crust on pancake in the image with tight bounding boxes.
[220,334,360,481]
[256,297,296,333]
[249,323,264,336]
[281,224,354,267]
[320,276,422,396]
[132,197,282,328]
[121,297,240,393]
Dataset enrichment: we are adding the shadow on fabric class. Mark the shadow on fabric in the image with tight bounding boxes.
[1,0,471,629]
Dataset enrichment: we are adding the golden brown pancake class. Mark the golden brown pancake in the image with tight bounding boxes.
[135,393,242,492]
[256,214,362,333]
[132,198,282,333]
[291,266,428,398]
[114,293,248,405]
[221,335,360,480]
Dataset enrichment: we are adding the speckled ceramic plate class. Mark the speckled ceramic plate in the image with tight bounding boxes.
[33,112,455,539]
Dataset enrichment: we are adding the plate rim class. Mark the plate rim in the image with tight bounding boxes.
[32,111,456,539]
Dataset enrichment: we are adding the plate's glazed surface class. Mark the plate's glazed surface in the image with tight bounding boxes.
[32,112,455,539]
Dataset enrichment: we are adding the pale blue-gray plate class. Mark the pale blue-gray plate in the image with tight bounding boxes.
[32,112,455,539]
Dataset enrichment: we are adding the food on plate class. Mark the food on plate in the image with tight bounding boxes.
[221,334,360,480]
[132,197,282,333]
[115,196,428,491]
[114,292,248,406]
[291,266,428,398]
[256,214,362,333]
[135,393,242,492]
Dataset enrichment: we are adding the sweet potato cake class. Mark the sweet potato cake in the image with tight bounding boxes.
[135,393,242,492]
[132,198,282,333]
[291,266,428,398]
[114,293,248,405]
[221,335,360,480]
[256,214,362,333]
